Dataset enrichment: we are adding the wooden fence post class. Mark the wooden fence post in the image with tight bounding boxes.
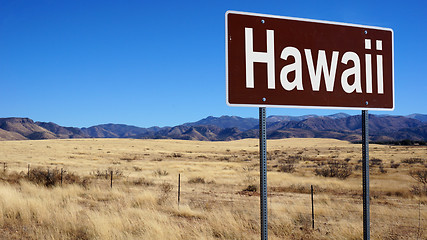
[110,171,113,188]
[311,185,315,229]
[178,173,181,207]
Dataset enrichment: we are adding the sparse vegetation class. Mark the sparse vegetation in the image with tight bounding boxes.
[133,166,143,171]
[188,177,205,184]
[91,169,110,178]
[366,140,427,146]
[379,164,387,174]
[370,157,383,166]
[132,177,154,186]
[0,138,425,239]
[157,182,173,205]
[403,158,424,165]
[410,184,427,196]
[285,154,303,163]
[314,160,352,179]
[120,154,140,161]
[391,162,400,168]
[90,168,122,179]
[278,163,296,173]
[410,169,427,185]
[153,169,169,177]
[243,184,257,192]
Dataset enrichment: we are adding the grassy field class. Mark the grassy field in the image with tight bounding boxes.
[0,138,426,239]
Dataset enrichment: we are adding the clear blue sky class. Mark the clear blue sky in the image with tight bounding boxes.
[1,0,426,127]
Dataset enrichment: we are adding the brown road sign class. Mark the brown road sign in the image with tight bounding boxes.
[226,11,394,110]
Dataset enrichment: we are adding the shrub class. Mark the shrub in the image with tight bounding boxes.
[80,176,92,189]
[286,155,303,163]
[402,158,424,165]
[370,158,383,166]
[62,170,81,184]
[132,177,154,186]
[279,164,295,173]
[157,182,173,205]
[379,164,387,174]
[0,171,25,184]
[28,168,56,186]
[409,169,427,185]
[188,177,205,184]
[91,168,122,179]
[314,160,352,179]
[243,184,257,192]
[153,169,169,177]
[28,168,81,187]
[91,169,110,179]
[410,185,427,196]
[133,166,143,171]
[390,163,400,168]
[160,182,173,194]
[120,155,139,161]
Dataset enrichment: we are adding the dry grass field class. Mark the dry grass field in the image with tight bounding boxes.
[0,138,426,239]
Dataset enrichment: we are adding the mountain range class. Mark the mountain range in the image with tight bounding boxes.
[0,113,426,142]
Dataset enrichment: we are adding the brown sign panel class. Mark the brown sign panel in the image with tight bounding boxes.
[226,11,394,110]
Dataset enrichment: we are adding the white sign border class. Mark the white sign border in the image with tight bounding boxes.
[225,10,395,111]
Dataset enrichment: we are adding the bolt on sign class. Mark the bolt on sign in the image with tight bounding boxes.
[226,11,394,110]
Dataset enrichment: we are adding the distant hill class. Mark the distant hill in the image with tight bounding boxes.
[80,124,161,138]
[0,113,426,142]
[36,122,89,139]
[0,118,56,140]
[267,113,350,123]
[88,124,162,138]
[266,114,318,123]
[407,113,427,122]
[264,115,425,142]
[0,128,27,140]
[183,116,258,131]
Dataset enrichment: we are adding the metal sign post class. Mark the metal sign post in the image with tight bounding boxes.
[259,107,268,240]
[362,110,370,240]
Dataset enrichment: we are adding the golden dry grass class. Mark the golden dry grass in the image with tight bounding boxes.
[0,138,426,239]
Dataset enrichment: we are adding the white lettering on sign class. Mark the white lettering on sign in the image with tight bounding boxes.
[244,28,384,94]
[280,47,303,91]
[245,28,275,89]
[376,40,384,94]
[365,39,373,93]
[341,52,362,93]
[305,49,339,92]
